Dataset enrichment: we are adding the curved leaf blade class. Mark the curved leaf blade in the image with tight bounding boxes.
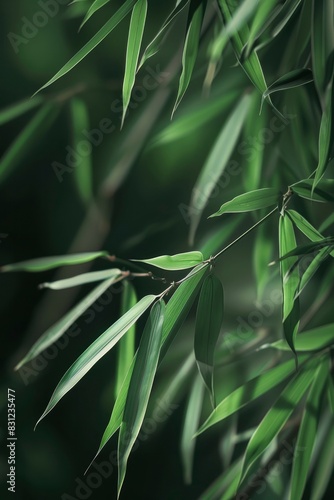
[132,251,204,270]
[80,0,110,30]
[262,68,313,104]
[291,179,334,202]
[210,188,278,217]
[262,323,334,352]
[0,96,44,126]
[39,268,122,290]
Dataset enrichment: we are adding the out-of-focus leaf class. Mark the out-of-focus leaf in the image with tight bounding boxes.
[240,356,319,482]
[195,273,224,405]
[199,458,243,500]
[80,0,110,29]
[35,295,156,427]
[0,103,59,184]
[121,0,147,127]
[181,374,205,484]
[319,212,334,233]
[253,222,273,301]
[287,210,334,258]
[70,98,93,203]
[35,0,137,93]
[115,282,137,399]
[132,251,204,270]
[15,275,125,370]
[196,356,309,435]
[264,323,334,352]
[290,356,329,500]
[296,246,332,298]
[118,300,164,495]
[242,0,277,60]
[1,251,109,273]
[0,96,44,126]
[310,421,334,500]
[327,376,334,415]
[291,178,334,202]
[200,215,242,260]
[262,68,313,108]
[312,0,334,100]
[210,188,278,217]
[39,268,122,290]
[189,93,251,244]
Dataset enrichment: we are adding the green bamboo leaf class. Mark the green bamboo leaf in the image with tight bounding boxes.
[0,103,59,185]
[173,0,206,114]
[181,374,205,484]
[138,0,190,69]
[242,0,277,60]
[261,68,313,108]
[291,178,334,202]
[265,323,334,352]
[121,0,148,127]
[312,0,334,100]
[210,188,278,217]
[327,376,334,415]
[319,212,334,233]
[195,274,224,406]
[0,96,44,126]
[199,457,242,500]
[70,98,93,204]
[240,356,319,482]
[35,0,137,93]
[115,281,137,399]
[253,222,273,302]
[80,0,110,30]
[271,0,303,38]
[117,300,165,496]
[296,246,332,298]
[287,209,334,258]
[132,251,204,270]
[189,92,251,244]
[196,356,309,435]
[39,269,122,290]
[1,251,109,273]
[15,274,124,370]
[35,294,156,427]
[274,238,334,262]
[310,420,334,500]
[290,356,329,500]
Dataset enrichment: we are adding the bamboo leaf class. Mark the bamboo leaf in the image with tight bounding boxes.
[121,0,148,127]
[240,356,319,482]
[35,294,156,427]
[311,0,334,99]
[0,96,44,126]
[262,68,313,107]
[242,0,277,59]
[291,179,334,202]
[0,103,59,185]
[327,376,334,415]
[189,92,251,244]
[197,356,309,435]
[15,274,124,370]
[39,268,122,290]
[70,98,93,204]
[287,209,334,258]
[35,0,138,93]
[117,300,165,496]
[173,0,206,114]
[296,246,332,298]
[195,273,224,405]
[264,323,334,352]
[310,421,334,500]
[181,374,205,484]
[290,356,329,500]
[80,0,110,30]
[115,282,137,399]
[210,188,278,217]
[273,238,334,262]
[1,251,109,273]
[132,251,204,270]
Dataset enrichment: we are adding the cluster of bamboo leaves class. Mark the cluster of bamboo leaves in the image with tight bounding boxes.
[1,0,334,498]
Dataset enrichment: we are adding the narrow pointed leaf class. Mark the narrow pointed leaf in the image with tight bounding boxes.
[287,209,334,258]
[290,356,329,500]
[210,188,278,217]
[115,282,137,399]
[195,273,224,405]
[0,103,59,184]
[262,68,313,104]
[80,0,110,30]
[121,0,147,127]
[310,422,334,500]
[312,0,334,99]
[181,374,205,484]
[35,0,138,93]
[291,178,334,202]
[243,0,277,59]
[118,300,165,496]
[132,251,204,270]
[15,274,124,370]
[263,323,334,352]
[296,246,332,298]
[1,251,109,273]
[173,0,206,114]
[240,356,319,482]
[0,96,44,126]
[39,269,122,290]
[189,92,251,243]
[36,294,156,426]
[275,238,334,262]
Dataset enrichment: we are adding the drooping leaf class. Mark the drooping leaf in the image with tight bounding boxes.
[0,103,59,185]
[195,273,224,405]
[181,374,205,484]
[262,323,334,352]
[121,0,148,127]
[115,281,137,399]
[310,421,334,500]
[39,268,122,290]
[35,294,156,427]
[189,92,251,243]
[274,238,334,262]
[35,0,138,93]
[80,0,110,30]
[173,0,206,114]
[239,356,319,482]
[261,68,313,108]
[296,246,332,298]
[242,0,277,60]
[311,0,334,100]
[0,96,44,126]
[132,251,204,270]
[70,97,93,204]
[15,274,124,370]
[117,300,165,496]
[287,210,334,258]
[1,251,109,273]
[290,356,329,500]
[210,188,279,217]
[291,178,334,202]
